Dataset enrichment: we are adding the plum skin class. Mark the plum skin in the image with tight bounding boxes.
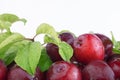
[95,33,113,60]
[7,65,44,80]
[59,32,75,47]
[82,60,115,80]
[0,60,7,80]
[108,60,120,79]
[107,54,120,79]
[46,61,82,80]
[46,43,62,62]
[73,33,105,64]
[7,66,32,80]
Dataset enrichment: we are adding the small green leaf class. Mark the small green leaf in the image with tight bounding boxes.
[18,18,27,25]
[58,41,73,62]
[0,13,26,24]
[112,48,120,54]
[0,13,27,32]
[36,23,60,43]
[111,31,117,48]
[111,31,120,53]
[36,23,56,36]
[15,41,42,75]
[38,48,52,72]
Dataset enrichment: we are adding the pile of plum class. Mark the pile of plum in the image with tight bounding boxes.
[1,31,120,80]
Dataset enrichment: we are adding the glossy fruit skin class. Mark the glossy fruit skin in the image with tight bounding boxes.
[82,60,115,80]
[95,33,113,59]
[7,66,32,80]
[46,43,62,62]
[107,53,120,62]
[46,61,82,80]
[59,32,75,47]
[0,60,7,80]
[73,33,105,64]
[7,65,44,80]
[107,54,120,79]
[33,67,45,80]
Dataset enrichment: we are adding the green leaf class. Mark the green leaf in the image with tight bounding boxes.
[0,33,24,49]
[3,45,18,65]
[112,48,120,54]
[28,42,42,75]
[58,41,73,62]
[0,42,13,59]
[0,33,24,60]
[0,13,27,32]
[3,40,31,65]
[15,42,32,74]
[0,32,11,44]
[111,31,120,53]
[111,31,117,48]
[15,41,42,75]
[0,13,26,24]
[36,23,60,43]
[38,48,52,72]
[36,23,56,36]
[0,20,11,32]
[44,35,57,44]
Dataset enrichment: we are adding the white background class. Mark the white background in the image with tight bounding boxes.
[0,0,120,40]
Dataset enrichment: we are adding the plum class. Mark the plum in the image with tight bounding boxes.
[82,60,115,80]
[7,66,32,80]
[33,67,45,80]
[95,33,113,60]
[73,33,105,64]
[46,61,82,80]
[46,43,62,62]
[7,65,44,80]
[107,54,120,79]
[59,32,75,47]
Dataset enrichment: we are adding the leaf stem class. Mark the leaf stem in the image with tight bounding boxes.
[25,38,34,42]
